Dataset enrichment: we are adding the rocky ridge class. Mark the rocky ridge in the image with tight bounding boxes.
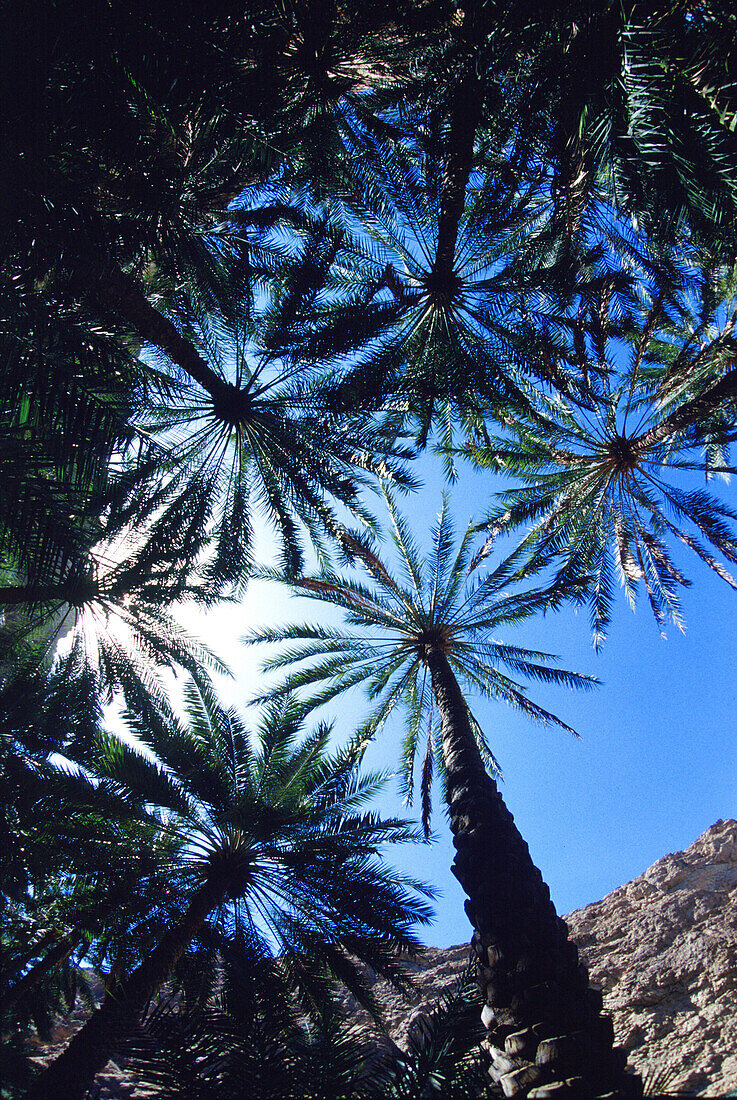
[566,819,737,1095]
[364,820,737,1096]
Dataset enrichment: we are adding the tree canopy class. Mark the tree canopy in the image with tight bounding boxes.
[3,2,737,1098]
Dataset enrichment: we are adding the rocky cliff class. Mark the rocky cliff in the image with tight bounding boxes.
[365,820,737,1096]
[566,819,737,1096]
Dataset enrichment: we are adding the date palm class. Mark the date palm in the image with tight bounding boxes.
[495,2,737,259]
[1,667,190,1096]
[270,0,567,452]
[470,269,737,646]
[253,495,589,828]
[309,118,552,454]
[142,248,417,587]
[123,960,489,1100]
[25,683,433,1100]
[248,495,640,1097]
[0,488,226,750]
[0,1,406,608]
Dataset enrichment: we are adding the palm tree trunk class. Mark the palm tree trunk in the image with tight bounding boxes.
[79,258,232,406]
[425,645,641,1099]
[3,933,81,1014]
[432,66,485,287]
[24,878,225,1100]
[0,584,78,606]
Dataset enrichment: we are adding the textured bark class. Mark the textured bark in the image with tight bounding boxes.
[432,66,485,288]
[3,933,80,1014]
[425,646,642,1099]
[80,259,231,404]
[0,584,81,606]
[24,878,225,1100]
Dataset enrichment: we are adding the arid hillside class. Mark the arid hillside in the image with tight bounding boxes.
[363,820,737,1096]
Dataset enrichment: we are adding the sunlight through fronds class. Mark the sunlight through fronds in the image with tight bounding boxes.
[246,491,596,832]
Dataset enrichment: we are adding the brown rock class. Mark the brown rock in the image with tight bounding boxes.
[565,819,737,1096]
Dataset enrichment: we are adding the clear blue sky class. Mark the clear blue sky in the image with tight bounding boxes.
[180,448,737,948]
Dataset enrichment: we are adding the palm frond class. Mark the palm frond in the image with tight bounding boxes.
[250,499,593,826]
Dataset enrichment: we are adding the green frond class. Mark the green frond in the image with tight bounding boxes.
[253,498,594,811]
[466,262,737,642]
[92,730,195,821]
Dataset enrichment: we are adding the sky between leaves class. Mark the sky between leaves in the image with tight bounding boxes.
[174,444,737,948]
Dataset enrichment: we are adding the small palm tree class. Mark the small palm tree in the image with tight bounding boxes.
[123,959,490,1100]
[25,683,433,1100]
[365,963,490,1100]
[247,494,640,1097]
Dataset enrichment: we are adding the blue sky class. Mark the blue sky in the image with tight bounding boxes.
[179,447,737,948]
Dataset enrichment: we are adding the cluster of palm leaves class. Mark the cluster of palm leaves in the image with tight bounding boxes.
[4,2,737,1098]
[250,492,597,835]
[470,261,737,645]
[121,962,490,1100]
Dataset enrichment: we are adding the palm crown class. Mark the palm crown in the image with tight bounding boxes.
[470,267,737,645]
[143,286,415,587]
[309,128,555,454]
[23,681,435,1100]
[98,680,434,992]
[249,493,596,832]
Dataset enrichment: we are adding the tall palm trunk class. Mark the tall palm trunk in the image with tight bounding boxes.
[79,258,233,406]
[432,66,484,289]
[425,645,641,1099]
[3,933,81,1015]
[24,877,226,1100]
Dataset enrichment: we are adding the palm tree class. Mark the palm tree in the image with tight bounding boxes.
[122,958,490,1100]
[483,1,737,259]
[0,652,194,1023]
[469,267,737,646]
[304,0,737,452]
[7,10,737,1097]
[1,669,194,1100]
[5,2,737,599]
[0,494,228,749]
[24,682,433,1100]
[299,105,554,454]
[247,495,641,1097]
[364,963,491,1100]
[589,3,737,254]
[139,256,418,586]
[0,0,427,615]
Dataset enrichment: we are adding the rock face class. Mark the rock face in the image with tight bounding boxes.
[368,820,737,1096]
[566,819,737,1096]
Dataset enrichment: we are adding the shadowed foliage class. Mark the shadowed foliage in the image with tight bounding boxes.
[23,687,434,1100]
[118,960,490,1100]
